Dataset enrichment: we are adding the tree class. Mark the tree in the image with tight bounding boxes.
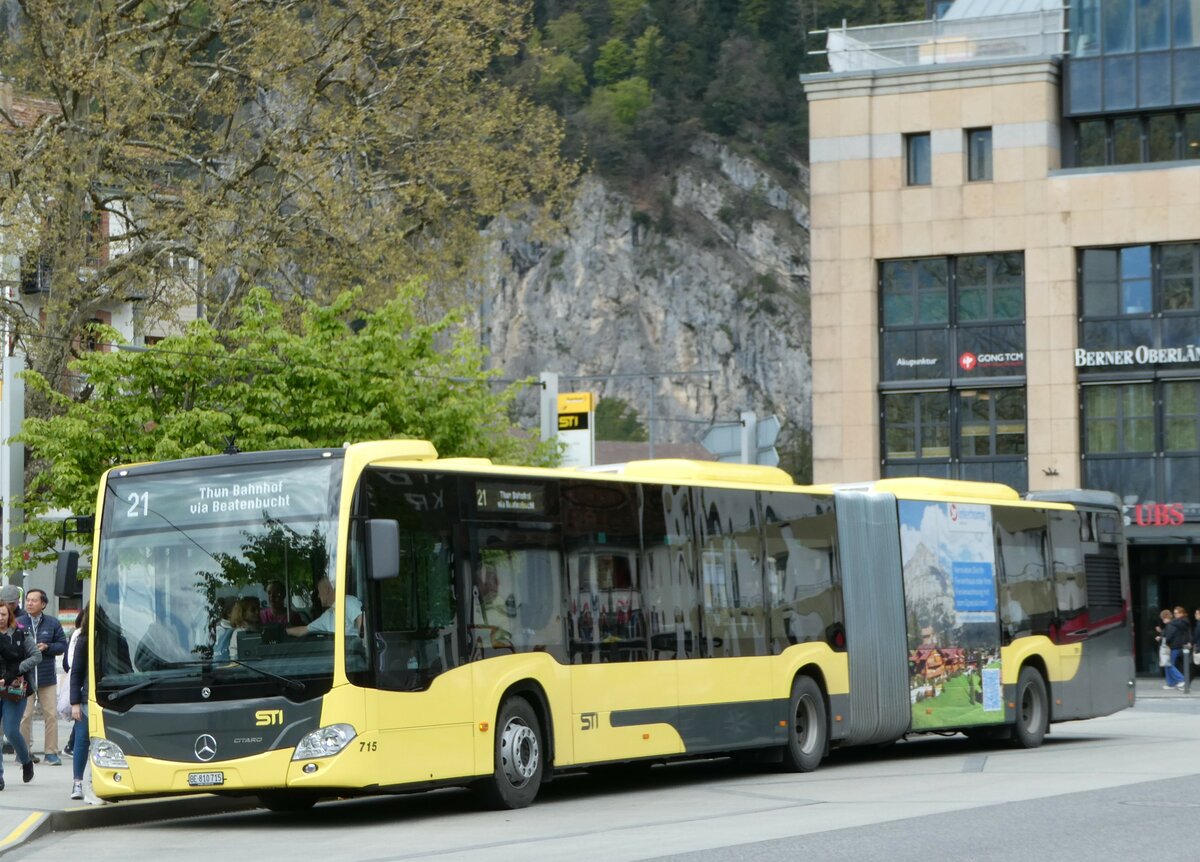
[544,12,593,62]
[0,1,577,420]
[595,398,648,441]
[13,285,555,570]
[632,25,666,82]
[593,38,634,85]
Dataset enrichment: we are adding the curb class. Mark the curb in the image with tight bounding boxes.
[0,812,49,857]
[0,795,260,856]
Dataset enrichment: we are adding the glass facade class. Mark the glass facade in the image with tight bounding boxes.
[1078,242,1200,504]
[1072,109,1200,166]
[1079,243,1200,359]
[1067,0,1200,114]
[880,254,1027,490]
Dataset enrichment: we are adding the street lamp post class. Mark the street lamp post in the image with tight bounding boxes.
[0,284,25,583]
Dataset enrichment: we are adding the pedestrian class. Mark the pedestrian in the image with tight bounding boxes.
[0,585,34,759]
[60,608,86,757]
[18,589,67,765]
[1161,605,1191,690]
[68,605,89,800]
[0,601,40,788]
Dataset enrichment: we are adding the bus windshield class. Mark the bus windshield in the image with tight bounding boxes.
[94,456,345,706]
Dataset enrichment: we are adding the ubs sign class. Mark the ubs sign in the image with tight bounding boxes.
[1131,502,1186,527]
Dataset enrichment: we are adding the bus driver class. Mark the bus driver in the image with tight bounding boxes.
[286,577,363,638]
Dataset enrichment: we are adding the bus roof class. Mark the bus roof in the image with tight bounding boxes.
[809,477,1022,502]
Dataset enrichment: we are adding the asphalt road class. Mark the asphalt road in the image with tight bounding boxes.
[28,696,1200,862]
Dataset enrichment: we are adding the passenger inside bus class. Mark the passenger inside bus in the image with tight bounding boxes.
[286,577,363,637]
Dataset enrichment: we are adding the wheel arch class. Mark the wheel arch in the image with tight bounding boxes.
[496,678,555,772]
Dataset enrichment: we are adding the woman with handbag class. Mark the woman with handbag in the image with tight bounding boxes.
[0,602,40,788]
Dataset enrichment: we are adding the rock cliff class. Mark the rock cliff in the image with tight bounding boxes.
[475,136,813,474]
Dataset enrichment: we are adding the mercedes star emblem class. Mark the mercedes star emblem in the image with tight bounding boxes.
[194,734,217,762]
[201,686,212,699]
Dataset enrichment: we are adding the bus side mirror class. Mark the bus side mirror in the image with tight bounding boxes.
[367,519,401,581]
[55,550,82,597]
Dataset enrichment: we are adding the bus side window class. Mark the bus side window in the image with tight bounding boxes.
[1048,511,1087,643]
[760,492,840,655]
[994,507,1053,643]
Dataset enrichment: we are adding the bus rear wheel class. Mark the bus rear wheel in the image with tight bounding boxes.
[1012,666,1048,749]
[782,676,827,772]
[478,696,544,810]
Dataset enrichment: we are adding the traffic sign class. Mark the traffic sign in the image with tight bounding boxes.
[756,415,780,449]
[702,413,783,465]
[700,423,742,459]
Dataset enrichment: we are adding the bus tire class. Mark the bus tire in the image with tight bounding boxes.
[478,697,544,810]
[781,675,827,773]
[1012,666,1048,749]
[258,792,318,813]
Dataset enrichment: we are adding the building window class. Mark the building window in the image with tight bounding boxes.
[966,128,993,181]
[883,388,1027,489]
[881,254,1025,384]
[1066,0,1200,115]
[1082,381,1200,502]
[906,133,931,186]
[1079,241,1200,504]
[884,392,950,462]
[880,254,1027,490]
[1073,110,1200,166]
[1079,243,1200,357]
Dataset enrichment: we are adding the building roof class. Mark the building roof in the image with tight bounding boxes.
[942,0,1063,21]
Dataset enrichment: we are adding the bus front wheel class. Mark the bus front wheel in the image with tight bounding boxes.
[1012,666,1048,749]
[478,696,544,810]
[782,675,827,772]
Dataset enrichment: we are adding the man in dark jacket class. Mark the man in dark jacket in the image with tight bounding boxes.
[16,589,67,764]
[1162,605,1192,691]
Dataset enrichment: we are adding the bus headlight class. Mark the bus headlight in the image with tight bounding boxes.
[90,738,129,769]
[292,724,357,760]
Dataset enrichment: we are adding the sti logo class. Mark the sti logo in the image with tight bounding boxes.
[959,352,978,371]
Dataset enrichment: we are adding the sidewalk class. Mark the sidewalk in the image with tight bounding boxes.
[1135,674,1200,700]
[0,716,257,856]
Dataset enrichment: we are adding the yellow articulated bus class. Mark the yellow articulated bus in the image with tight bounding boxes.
[78,440,1134,811]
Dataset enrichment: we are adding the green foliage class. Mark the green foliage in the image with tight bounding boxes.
[545,12,592,61]
[595,398,648,441]
[536,51,589,107]
[13,286,555,571]
[593,38,634,85]
[0,0,577,422]
[521,0,926,177]
[632,25,666,82]
[589,77,653,129]
[610,0,649,35]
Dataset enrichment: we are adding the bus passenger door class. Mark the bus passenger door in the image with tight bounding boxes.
[567,548,681,764]
[353,470,477,785]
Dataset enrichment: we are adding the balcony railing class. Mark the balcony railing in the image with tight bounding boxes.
[814,9,1067,73]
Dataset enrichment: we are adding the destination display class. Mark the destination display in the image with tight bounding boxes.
[474,481,548,516]
[105,461,337,535]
